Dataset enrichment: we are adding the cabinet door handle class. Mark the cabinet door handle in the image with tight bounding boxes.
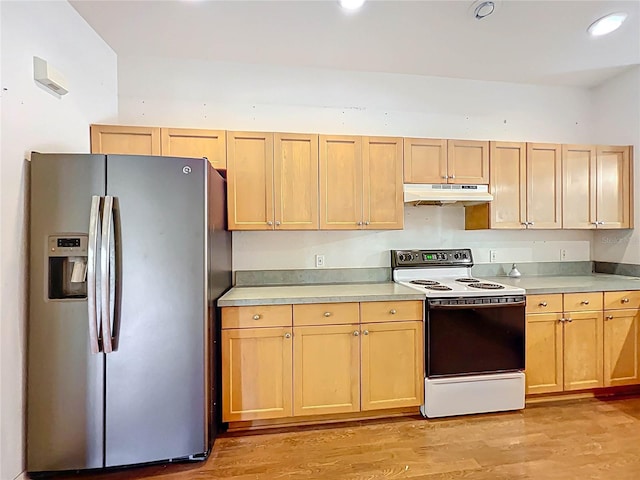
[353,330,359,336]
[581,300,590,305]
[390,309,397,314]
[324,312,332,317]
[566,318,573,323]
[622,298,630,303]
[253,314,261,320]
[442,175,449,179]
[591,221,599,225]
[363,330,369,335]
[559,318,566,323]
[449,175,456,179]
[284,332,291,339]
[606,315,614,320]
[539,302,548,307]
[528,222,534,226]
[364,221,370,226]
[357,221,363,226]
[598,221,605,225]
[266,221,273,226]
[275,221,281,226]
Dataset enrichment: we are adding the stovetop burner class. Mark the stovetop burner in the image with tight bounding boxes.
[410,280,440,286]
[455,278,479,283]
[468,282,505,290]
[424,285,453,291]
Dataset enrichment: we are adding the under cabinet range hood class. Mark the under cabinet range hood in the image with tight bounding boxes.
[404,184,493,206]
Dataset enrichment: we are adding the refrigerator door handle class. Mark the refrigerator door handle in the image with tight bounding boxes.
[87,196,102,354]
[101,195,116,353]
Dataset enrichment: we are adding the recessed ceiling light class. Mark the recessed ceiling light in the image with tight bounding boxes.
[588,12,628,36]
[339,0,366,11]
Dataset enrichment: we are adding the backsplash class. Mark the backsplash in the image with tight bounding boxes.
[232,206,593,271]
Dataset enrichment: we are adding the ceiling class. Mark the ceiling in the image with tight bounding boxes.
[70,0,640,88]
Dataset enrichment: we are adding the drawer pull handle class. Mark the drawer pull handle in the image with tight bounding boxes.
[622,298,630,303]
[324,312,332,317]
[266,221,273,226]
[581,300,590,305]
[606,315,614,320]
[353,330,359,336]
[390,309,397,315]
[252,314,261,320]
[566,318,573,323]
[559,318,566,323]
[539,302,548,307]
[363,330,369,336]
[284,332,291,339]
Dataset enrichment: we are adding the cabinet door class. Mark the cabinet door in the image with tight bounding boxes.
[293,324,360,416]
[562,145,597,229]
[221,327,293,422]
[525,313,563,394]
[489,142,526,229]
[604,309,640,387]
[403,138,447,183]
[526,143,561,229]
[596,145,632,229]
[362,137,404,230]
[226,131,274,230]
[447,140,489,184]
[274,133,319,230]
[319,135,363,230]
[361,321,423,410]
[563,311,604,391]
[90,125,160,155]
[160,128,226,170]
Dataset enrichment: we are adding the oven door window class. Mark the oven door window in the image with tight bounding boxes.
[427,301,525,377]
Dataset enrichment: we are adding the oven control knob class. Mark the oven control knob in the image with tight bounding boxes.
[400,253,413,262]
[454,253,459,259]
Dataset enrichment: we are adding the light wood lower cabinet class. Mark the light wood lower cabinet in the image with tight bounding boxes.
[525,312,564,394]
[604,309,640,387]
[361,321,423,410]
[221,301,424,423]
[293,324,360,416]
[221,327,293,421]
[563,310,604,391]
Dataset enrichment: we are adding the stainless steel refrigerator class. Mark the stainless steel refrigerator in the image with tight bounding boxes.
[27,153,231,473]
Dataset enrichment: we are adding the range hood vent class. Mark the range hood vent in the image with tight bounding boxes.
[404,184,493,206]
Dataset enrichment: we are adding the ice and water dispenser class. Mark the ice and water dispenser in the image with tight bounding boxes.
[47,235,88,299]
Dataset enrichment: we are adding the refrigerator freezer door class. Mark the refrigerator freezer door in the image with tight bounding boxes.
[105,155,207,466]
[28,153,106,472]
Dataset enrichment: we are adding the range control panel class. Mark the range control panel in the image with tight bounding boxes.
[391,249,474,268]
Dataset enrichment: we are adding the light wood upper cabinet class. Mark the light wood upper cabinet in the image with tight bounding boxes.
[362,137,404,230]
[90,125,161,155]
[562,144,632,229]
[596,145,632,229]
[320,135,403,230]
[361,321,423,410]
[526,313,564,394]
[563,310,604,391]
[160,128,226,169]
[221,327,293,422]
[320,135,362,230]
[447,140,489,184]
[488,141,526,229]
[226,131,274,230]
[403,138,447,183]
[293,324,360,416]
[604,309,640,387]
[527,143,562,229]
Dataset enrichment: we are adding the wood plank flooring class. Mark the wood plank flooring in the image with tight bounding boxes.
[52,396,640,480]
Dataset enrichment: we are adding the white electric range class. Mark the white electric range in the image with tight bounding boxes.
[391,248,526,419]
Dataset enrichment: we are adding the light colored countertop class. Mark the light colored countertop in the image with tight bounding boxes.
[484,273,640,294]
[217,282,425,307]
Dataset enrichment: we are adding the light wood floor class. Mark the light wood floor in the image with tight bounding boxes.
[63,396,640,479]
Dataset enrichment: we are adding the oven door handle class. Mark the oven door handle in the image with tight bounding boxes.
[429,301,526,309]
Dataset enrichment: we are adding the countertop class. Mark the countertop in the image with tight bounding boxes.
[483,273,640,294]
[217,282,425,307]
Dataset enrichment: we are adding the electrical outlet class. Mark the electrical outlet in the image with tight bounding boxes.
[315,254,325,268]
[489,250,497,263]
[560,249,567,261]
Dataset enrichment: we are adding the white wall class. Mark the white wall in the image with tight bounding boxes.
[592,66,640,264]
[0,2,117,478]
[118,56,596,271]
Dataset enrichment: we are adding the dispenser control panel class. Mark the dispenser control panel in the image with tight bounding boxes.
[48,235,88,256]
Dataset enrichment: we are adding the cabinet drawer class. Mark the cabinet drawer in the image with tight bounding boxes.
[222,305,292,329]
[526,294,563,314]
[564,292,603,312]
[360,300,423,323]
[293,303,359,326]
[605,291,640,310]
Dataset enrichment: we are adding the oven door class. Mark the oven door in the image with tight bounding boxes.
[426,296,525,377]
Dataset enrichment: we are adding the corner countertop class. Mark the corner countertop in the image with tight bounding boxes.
[484,273,640,294]
[217,282,425,307]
